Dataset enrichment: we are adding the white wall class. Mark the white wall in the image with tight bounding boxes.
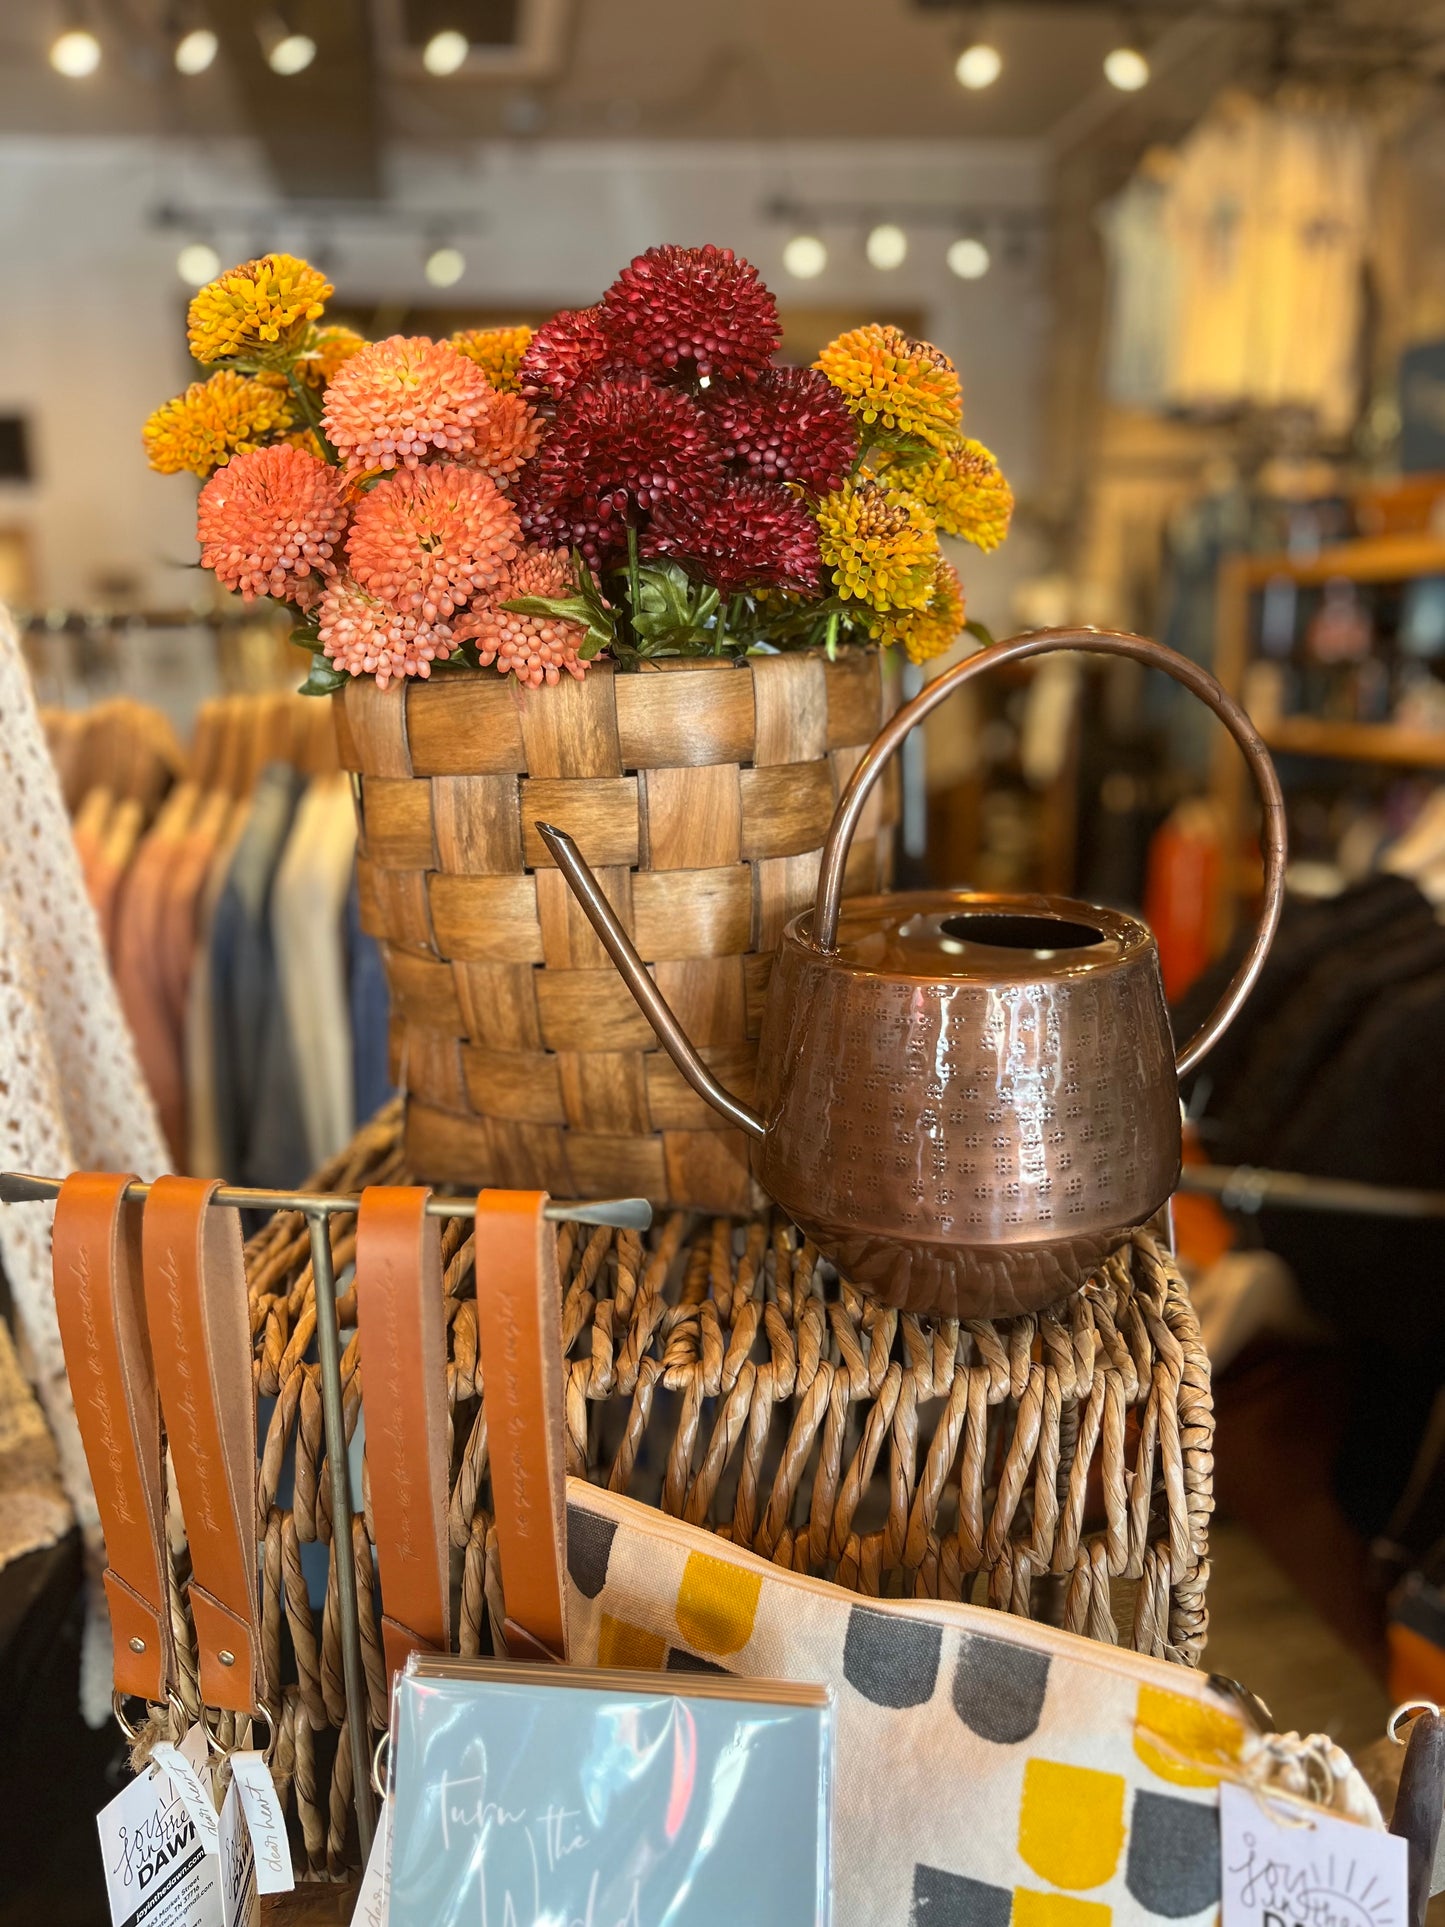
[0,134,1050,631]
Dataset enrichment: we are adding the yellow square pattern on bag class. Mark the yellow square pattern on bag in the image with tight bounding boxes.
[562,1479,1377,1927]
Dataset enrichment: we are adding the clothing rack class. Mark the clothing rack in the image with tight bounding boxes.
[1179,1161,1445,1221]
[0,1170,651,1860]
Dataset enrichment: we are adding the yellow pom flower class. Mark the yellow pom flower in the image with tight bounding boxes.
[816,476,938,612]
[816,324,962,448]
[450,325,534,393]
[871,558,966,664]
[187,253,333,366]
[879,435,1014,551]
[142,370,293,478]
[295,325,368,391]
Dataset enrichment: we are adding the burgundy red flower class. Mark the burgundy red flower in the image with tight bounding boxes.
[706,365,857,494]
[644,477,822,596]
[602,244,781,384]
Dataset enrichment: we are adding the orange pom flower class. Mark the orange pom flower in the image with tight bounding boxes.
[453,547,594,688]
[322,335,499,472]
[346,463,520,621]
[317,578,454,690]
[451,325,533,392]
[197,443,348,602]
[466,386,544,483]
[143,370,292,478]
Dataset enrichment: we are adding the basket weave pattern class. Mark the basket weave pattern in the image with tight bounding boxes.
[335,652,897,1211]
[141,1105,1212,1874]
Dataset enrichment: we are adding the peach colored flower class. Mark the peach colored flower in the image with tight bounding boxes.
[346,463,519,621]
[197,443,348,602]
[317,577,454,690]
[321,335,498,472]
[466,387,544,483]
[453,546,594,688]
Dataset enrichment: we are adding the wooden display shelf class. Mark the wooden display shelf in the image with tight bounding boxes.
[1259,716,1445,768]
[1235,532,1445,589]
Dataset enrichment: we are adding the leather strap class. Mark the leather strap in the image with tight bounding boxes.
[52,1173,175,1706]
[472,1191,567,1663]
[142,1176,264,1715]
[354,1186,450,1680]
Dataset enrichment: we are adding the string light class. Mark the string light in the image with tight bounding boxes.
[955,42,1002,90]
[267,31,316,75]
[176,242,221,287]
[49,27,102,76]
[174,27,218,74]
[423,29,469,75]
[866,223,908,271]
[782,234,827,279]
[947,237,990,281]
[424,245,466,288]
[1103,44,1149,89]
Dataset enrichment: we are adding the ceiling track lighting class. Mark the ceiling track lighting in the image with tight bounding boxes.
[955,41,1002,90]
[176,241,222,286]
[424,242,466,288]
[49,21,103,77]
[423,28,470,76]
[263,15,316,75]
[174,26,218,75]
[946,237,991,281]
[782,234,827,280]
[1104,12,1150,90]
[866,222,908,271]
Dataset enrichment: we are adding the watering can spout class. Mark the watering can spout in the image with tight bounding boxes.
[534,824,766,1142]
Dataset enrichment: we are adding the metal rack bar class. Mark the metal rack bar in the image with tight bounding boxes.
[0,1171,651,1227]
[1178,1163,1445,1221]
[1,1170,652,1863]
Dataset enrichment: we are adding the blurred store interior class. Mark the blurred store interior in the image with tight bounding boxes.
[3,2,1445,1918]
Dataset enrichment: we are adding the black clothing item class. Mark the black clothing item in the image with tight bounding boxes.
[1174,873,1430,1126]
[1214,914,1445,1166]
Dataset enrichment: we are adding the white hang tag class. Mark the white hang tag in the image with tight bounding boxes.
[97,1764,222,1927]
[151,1740,221,1858]
[353,1801,392,1927]
[1220,1781,1408,1927]
[177,1721,215,1800]
[229,1750,294,1895]
[218,1778,259,1927]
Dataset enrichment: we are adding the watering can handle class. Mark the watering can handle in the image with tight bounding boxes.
[813,625,1287,1080]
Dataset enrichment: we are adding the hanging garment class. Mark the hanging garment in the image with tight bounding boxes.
[0,605,170,1722]
[185,797,253,1180]
[209,764,310,1190]
[1099,156,1182,410]
[346,874,395,1129]
[272,772,359,1170]
[112,783,198,1163]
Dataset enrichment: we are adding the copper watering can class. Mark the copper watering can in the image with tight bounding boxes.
[537,628,1287,1318]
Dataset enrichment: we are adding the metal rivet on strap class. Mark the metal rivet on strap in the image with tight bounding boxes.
[128,1637,146,1653]
[218,1649,235,1666]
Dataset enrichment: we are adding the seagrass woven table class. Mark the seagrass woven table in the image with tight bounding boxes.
[186,1098,1211,1877]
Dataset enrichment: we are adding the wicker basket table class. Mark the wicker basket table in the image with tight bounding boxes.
[151,1101,1212,1874]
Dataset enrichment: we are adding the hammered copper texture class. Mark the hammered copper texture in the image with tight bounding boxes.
[753,894,1183,1316]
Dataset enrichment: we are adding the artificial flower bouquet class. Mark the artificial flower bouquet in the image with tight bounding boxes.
[145,245,1013,692]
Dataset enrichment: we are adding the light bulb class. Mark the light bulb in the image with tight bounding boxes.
[177,242,221,287]
[1103,45,1149,90]
[955,42,1002,90]
[866,223,908,271]
[174,27,218,74]
[947,237,990,281]
[423,28,469,75]
[50,28,102,77]
[268,32,316,75]
[782,234,826,279]
[425,245,466,288]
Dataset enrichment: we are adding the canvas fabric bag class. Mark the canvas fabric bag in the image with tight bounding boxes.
[468,1192,1385,1927]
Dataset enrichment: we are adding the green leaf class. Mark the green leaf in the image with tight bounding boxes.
[963,618,996,650]
[289,624,320,651]
[297,652,350,697]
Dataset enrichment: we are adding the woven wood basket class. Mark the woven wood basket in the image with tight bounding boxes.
[139,1103,1212,1875]
[334,651,898,1211]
